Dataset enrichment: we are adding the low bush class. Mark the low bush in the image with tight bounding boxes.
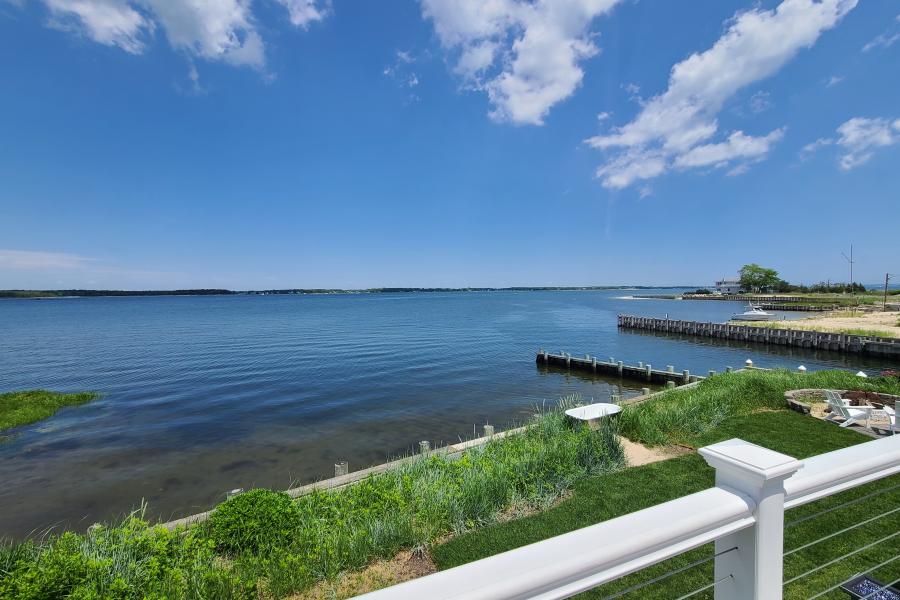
[618,369,900,447]
[206,489,302,555]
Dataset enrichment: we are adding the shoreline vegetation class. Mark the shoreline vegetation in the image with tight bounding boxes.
[0,286,698,299]
[0,400,624,598]
[0,390,98,434]
[3,371,899,598]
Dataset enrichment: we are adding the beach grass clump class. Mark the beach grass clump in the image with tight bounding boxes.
[0,390,98,433]
[618,369,900,448]
[0,398,624,598]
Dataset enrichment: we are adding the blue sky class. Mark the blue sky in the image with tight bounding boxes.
[1,0,898,289]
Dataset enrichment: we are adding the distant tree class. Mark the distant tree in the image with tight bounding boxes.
[739,264,780,293]
[774,279,795,293]
[693,288,712,295]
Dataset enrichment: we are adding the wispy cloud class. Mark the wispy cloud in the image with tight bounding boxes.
[0,249,94,270]
[0,249,192,288]
[800,116,900,169]
[585,0,857,189]
[862,15,900,52]
[825,75,844,87]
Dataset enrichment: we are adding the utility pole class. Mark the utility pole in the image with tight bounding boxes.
[885,273,892,311]
[841,245,854,293]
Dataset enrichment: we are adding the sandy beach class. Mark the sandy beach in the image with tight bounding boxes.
[741,310,900,338]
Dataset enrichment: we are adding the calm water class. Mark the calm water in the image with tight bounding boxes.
[1,290,894,537]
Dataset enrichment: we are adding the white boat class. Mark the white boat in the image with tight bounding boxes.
[731,303,774,321]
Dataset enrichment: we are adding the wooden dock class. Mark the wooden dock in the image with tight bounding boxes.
[536,350,710,385]
[617,315,900,357]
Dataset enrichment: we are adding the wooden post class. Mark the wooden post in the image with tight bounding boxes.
[641,387,650,396]
[666,381,676,389]
[683,369,690,384]
[617,360,624,375]
[419,441,431,454]
[335,461,348,477]
[645,364,652,380]
[483,424,495,437]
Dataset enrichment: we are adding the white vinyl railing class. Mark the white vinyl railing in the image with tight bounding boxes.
[358,434,900,600]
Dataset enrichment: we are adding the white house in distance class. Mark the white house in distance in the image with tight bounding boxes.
[715,278,742,294]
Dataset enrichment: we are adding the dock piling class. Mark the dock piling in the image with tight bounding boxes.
[334,461,348,478]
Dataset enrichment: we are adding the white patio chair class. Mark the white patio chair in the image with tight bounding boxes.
[883,402,898,436]
[824,390,874,429]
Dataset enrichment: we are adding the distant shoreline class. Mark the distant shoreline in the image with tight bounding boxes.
[0,286,699,300]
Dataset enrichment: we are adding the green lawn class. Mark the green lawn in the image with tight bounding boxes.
[0,389,98,433]
[433,410,900,599]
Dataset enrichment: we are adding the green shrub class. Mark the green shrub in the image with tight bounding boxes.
[206,489,302,555]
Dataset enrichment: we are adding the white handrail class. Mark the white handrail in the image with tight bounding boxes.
[357,435,900,600]
[784,435,900,509]
[357,488,755,600]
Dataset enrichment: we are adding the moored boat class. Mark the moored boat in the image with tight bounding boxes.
[731,303,775,321]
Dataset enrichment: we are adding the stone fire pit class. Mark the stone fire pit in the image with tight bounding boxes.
[784,389,899,433]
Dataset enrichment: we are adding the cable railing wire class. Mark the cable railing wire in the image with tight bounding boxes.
[784,506,900,557]
[786,483,900,530]
[600,547,737,600]
[804,553,900,600]
[784,530,900,586]
[672,574,733,600]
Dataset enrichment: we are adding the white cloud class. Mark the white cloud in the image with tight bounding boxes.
[834,117,900,170]
[140,0,264,68]
[0,249,94,269]
[825,74,843,87]
[799,136,834,160]
[674,128,785,169]
[586,0,857,189]
[862,31,900,52]
[748,90,772,114]
[420,0,623,125]
[37,0,330,69]
[44,0,151,54]
[862,15,900,52]
[800,117,900,169]
[276,0,329,28]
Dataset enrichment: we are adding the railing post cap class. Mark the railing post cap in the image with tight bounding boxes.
[699,438,802,483]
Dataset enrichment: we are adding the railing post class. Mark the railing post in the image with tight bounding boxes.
[699,439,802,600]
